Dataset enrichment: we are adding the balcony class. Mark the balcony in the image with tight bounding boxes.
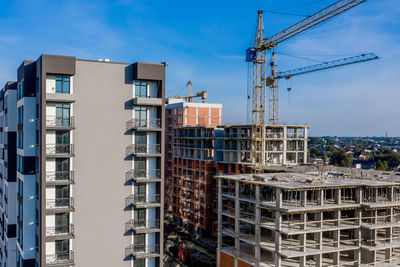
[46,198,74,213]
[46,116,74,129]
[126,118,161,132]
[125,244,160,259]
[46,171,74,185]
[125,169,161,182]
[46,224,75,240]
[125,219,160,233]
[126,144,161,157]
[46,251,74,266]
[125,194,160,207]
[46,144,74,157]
[133,97,162,107]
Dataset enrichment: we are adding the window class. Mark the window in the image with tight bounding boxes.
[135,82,147,98]
[17,131,23,149]
[134,107,147,127]
[135,132,146,145]
[17,107,23,125]
[56,77,70,94]
[134,157,146,171]
[55,240,69,259]
[56,104,70,126]
[17,82,24,100]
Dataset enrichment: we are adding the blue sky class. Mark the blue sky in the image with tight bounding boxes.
[0,0,399,136]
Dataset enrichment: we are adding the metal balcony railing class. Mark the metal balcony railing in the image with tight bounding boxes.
[125,244,160,258]
[125,194,160,206]
[46,251,74,265]
[125,219,160,232]
[46,198,74,210]
[125,169,161,182]
[46,171,74,183]
[46,116,74,128]
[126,144,160,156]
[126,118,161,131]
[46,224,74,238]
[46,144,74,155]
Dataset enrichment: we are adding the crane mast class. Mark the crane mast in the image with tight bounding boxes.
[250,11,267,173]
[246,0,368,172]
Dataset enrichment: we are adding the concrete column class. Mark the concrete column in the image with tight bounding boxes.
[385,226,393,262]
[274,231,282,267]
[217,178,222,267]
[303,128,308,163]
[276,188,282,209]
[234,181,239,267]
[356,188,362,204]
[300,213,306,231]
[333,252,340,266]
[301,191,307,208]
[254,185,260,267]
[300,234,306,252]
[283,127,287,165]
[318,189,324,206]
[335,188,341,205]
[389,187,394,202]
[314,254,323,267]
[334,210,341,248]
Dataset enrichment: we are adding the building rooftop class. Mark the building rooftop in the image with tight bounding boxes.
[216,172,400,190]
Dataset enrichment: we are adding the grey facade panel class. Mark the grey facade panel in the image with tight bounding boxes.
[72,60,134,267]
[133,62,165,81]
[40,54,76,76]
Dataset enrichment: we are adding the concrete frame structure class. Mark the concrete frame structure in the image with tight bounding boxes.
[165,122,308,241]
[216,125,309,167]
[3,54,165,267]
[217,172,400,267]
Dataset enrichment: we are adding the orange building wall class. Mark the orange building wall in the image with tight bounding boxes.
[220,251,253,267]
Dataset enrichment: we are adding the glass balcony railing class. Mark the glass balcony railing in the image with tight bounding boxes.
[125,219,160,232]
[46,144,74,155]
[46,171,74,184]
[125,194,160,206]
[125,169,161,182]
[126,144,160,156]
[46,251,74,266]
[46,224,74,238]
[125,244,160,258]
[46,116,74,128]
[126,118,161,131]
[46,198,74,210]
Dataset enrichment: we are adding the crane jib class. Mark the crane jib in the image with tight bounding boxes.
[276,53,378,80]
[262,0,367,49]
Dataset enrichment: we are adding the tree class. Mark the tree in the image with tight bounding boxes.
[331,150,353,167]
[376,160,389,171]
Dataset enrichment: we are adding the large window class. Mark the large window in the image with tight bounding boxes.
[17,82,23,100]
[135,82,147,98]
[56,77,70,94]
[17,107,23,125]
[56,104,70,126]
[134,107,147,127]
[134,157,146,170]
[17,131,23,149]
[55,240,69,259]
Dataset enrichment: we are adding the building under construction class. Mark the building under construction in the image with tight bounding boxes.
[217,171,400,267]
[166,121,309,238]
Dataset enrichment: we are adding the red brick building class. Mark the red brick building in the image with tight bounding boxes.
[165,99,222,236]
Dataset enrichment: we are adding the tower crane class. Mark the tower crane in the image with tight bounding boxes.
[246,0,370,172]
[170,80,208,102]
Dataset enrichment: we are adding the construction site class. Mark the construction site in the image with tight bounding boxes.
[161,1,395,267]
[217,170,400,267]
